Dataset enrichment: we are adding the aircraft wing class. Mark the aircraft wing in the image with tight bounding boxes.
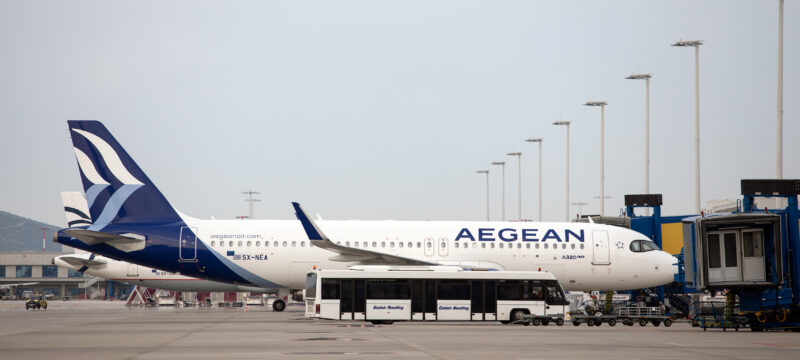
[292,202,435,266]
[0,282,38,289]
[63,229,146,252]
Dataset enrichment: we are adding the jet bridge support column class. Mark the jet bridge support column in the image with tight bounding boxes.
[625,194,666,303]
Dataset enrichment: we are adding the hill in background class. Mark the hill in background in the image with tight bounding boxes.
[0,210,63,252]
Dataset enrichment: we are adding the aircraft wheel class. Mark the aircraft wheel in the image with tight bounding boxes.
[272,299,286,312]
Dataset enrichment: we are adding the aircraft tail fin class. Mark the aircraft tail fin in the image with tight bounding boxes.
[67,121,181,229]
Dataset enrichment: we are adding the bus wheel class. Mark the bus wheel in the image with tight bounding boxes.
[639,319,648,326]
[556,318,564,326]
[532,318,541,326]
[510,309,526,323]
[663,319,673,327]
[607,318,617,327]
[272,299,286,312]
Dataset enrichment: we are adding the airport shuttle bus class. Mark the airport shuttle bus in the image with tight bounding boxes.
[305,266,570,324]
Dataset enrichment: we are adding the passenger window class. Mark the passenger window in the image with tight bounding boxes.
[490,243,495,248]
[255,241,260,247]
[301,241,305,247]
[426,242,431,248]
[517,243,522,249]
[373,242,378,248]
[562,244,566,249]
[381,242,386,248]
[282,241,287,247]
[454,243,459,249]
[399,242,404,248]
[526,243,530,249]
[408,242,412,248]
[544,243,548,249]
[229,241,233,247]
[481,243,486,248]
[499,243,504,249]
[274,241,278,247]
[391,242,395,248]
[247,241,251,247]
[211,241,215,247]
[345,241,350,247]
[580,244,584,249]
[238,241,242,247]
[472,243,477,249]
[571,243,575,249]
[535,243,540,249]
[416,242,421,248]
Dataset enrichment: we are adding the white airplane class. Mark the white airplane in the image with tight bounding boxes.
[56,192,272,294]
[54,121,678,301]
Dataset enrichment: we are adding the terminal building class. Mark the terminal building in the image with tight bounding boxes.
[0,252,115,299]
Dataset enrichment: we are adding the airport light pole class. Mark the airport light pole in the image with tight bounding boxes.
[476,170,490,221]
[584,101,607,216]
[571,202,588,219]
[507,152,522,221]
[492,161,506,221]
[625,73,652,213]
[242,190,261,220]
[777,0,784,178]
[672,39,703,213]
[553,121,571,222]
[525,137,543,222]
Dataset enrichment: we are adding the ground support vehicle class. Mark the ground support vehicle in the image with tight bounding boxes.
[570,306,673,327]
[512,313,566,326]
[25,296,47,310]
[305,266,569,325]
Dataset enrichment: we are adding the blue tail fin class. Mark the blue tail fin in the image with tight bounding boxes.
[68,120,181,228]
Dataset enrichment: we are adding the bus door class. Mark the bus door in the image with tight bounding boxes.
[471,280,483,320]
[354,279,366,320]
[528,281,546,316]
[340,279,354,320]
[411,280,424,320]
[484,280,497,321]
[424,280,436,320]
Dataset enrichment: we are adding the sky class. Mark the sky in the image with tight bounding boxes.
[0,0,798,227]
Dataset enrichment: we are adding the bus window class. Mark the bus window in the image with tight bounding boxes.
[321,278,339,299]
[367,279,410,299]
[497,280,524,300]
[529,281,544,301]
[437,279,470,300]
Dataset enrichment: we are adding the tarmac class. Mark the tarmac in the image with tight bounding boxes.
[0,300,798,359]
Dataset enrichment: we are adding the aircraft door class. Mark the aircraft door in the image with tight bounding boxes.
[179,226,198,262]
[591,231,610,265]
[126,262,139,277]
[424,237,434,256]
[437,237,449,257]
[742,230,765,281]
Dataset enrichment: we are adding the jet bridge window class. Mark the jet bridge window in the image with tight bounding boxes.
[630,240,659,252]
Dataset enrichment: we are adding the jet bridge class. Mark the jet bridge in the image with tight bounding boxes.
[682,179,800,330]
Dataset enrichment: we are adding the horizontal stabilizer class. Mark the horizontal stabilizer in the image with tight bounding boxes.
[64,229,146,252]
[55,254,107,268]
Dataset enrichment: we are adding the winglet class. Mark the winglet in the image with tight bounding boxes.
[292,202,326,242]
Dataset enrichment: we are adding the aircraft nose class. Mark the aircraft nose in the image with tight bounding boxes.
[655,252,679,283]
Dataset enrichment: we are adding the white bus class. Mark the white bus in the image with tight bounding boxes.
[305,266,570,324]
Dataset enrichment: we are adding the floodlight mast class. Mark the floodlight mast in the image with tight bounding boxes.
[571,201,588,218]
[476,170,490,221]
[626,73,652,215]
[672,39,703,213]
[491,161,506,221]
[506,152,522,221]
[584,101,607,215]
[525,137,543,222]
[242,190,261,220]
[553,121,571,221]
[778,0,784,178]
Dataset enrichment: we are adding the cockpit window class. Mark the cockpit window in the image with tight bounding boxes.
[630,239,659,252]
